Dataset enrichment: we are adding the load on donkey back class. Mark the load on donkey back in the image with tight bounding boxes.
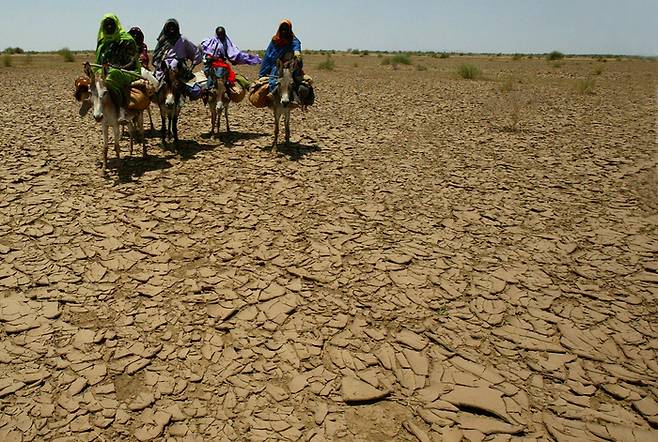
[249,20,315,109]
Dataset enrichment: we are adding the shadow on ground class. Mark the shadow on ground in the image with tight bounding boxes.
[265,142,321,160]
[108,154,173,183]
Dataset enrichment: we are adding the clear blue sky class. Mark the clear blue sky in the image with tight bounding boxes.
[1,0,656,55]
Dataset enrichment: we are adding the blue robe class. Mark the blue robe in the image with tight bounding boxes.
[258,37,302,92]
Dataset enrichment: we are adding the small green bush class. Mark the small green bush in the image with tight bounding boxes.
[59,47,75,62]
[457,64,481,79]
[576,78,595,94]
[2,53,12,67]
[439,53,450,59]
[547,51,564,61]
[391,53,412,65]
[317,55,335,71]
[500,78,515,93]
[3,47,24,54]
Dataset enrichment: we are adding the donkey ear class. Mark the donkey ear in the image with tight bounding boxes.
[83,61,92,77]
[102,64,109,79]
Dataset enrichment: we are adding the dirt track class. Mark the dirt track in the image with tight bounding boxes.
[0,53,657,441]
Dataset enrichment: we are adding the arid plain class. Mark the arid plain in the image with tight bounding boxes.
[0,53,657,441]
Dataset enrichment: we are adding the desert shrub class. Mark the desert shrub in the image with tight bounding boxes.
[593,66,604,75]
[350,48,360,55]
[59,47,75,62]
[547,51,564,61]
[2,53,12,67]
[360,50,369,56]
[551,61,563,68]
[353,62,358,68]
[500,78,515,93]
[391,53,412,65]
[576,78,595,94]
[512,53,522,60]
[440,52,450,59]
[318,55,335,71]
[4,47,24,54]
[380,56,391,65]
[457,64,481,79]
[416,64,427,71]
[24,53,33,65]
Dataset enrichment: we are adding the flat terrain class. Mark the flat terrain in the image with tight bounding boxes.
[0,53,657,441]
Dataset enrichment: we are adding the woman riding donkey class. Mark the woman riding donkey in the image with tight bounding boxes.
[200,26,261,102]
[259,20,303,99]
[95,14,141,122]
[152,19,203,100]
[127,27,150,70]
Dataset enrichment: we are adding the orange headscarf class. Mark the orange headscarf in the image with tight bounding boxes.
[272,19,294,47]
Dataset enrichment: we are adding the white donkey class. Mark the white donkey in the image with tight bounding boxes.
[207,68,231,137]
[269,57,298,149]
[84,62,146,174]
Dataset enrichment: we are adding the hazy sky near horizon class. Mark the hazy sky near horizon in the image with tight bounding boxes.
[0,0,656,55]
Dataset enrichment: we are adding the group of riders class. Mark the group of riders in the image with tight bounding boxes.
[94,13,305,122]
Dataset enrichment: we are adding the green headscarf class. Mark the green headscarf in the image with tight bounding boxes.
[96,13,135,63]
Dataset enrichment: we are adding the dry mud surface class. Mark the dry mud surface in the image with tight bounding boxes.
[0,54,657,441]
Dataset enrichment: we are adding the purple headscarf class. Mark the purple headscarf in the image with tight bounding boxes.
[200,30,261,66]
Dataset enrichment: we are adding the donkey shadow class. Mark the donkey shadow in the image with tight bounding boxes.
[215,130,266,147]
[172,139,218,161]
[109,154,173,183]
[266,142,320,160]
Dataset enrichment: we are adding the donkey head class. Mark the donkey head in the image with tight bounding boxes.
[210,67,229,113]
[85,62,110,122]
[162,61,181,110]
[276,57,297,108]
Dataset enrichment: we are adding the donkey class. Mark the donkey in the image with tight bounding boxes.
[156,62,183,145]
[84,62,146,174]
[207,67,231,137]
[269,57,298,149]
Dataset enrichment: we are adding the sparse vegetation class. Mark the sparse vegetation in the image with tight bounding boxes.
[59,47,75,62]
[551,61,563,68]
[593,66,604,75]
[457,64,481,80]
[576,78,596,95]
[512,53,522,61]
[24,53,33,65]
[2,53,12,67]
[416,64,427,71]
[500,78,515,93]
[439,52,450,59]
[3,47,24,54]
[317,54,335,71]
[391,53,412,65]
[547,51,564,61]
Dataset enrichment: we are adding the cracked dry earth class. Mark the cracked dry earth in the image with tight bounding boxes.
[0,53,657,442]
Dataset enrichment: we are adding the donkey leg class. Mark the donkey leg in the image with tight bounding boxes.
[160,108,167,144]
[147,106,155,131]
[173,113,179,144]
[101,124,109,174]
[112,124,121,160]
[127,123,134,157]
[210,107,216,137]
[224,104,230,134]
[272,109,280,149]
[284,109,291,145]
